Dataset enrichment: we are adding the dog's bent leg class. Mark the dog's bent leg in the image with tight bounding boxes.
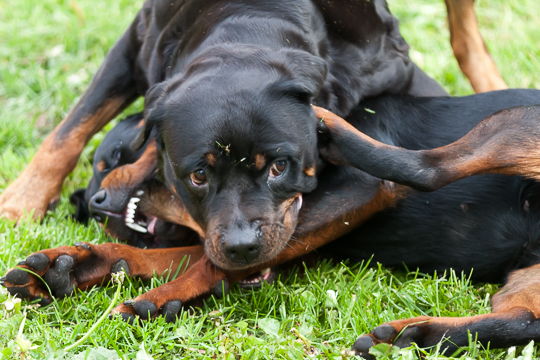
[2,243,205,306]
[315,106,540,191]
[0,17,143,221]
[353,263,540,357]
[444,0,507,93]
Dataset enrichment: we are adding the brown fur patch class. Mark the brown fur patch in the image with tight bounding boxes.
[254,153,266,170]
[101,141,157,190]
[205,153,216,166]
[304,167,316,177]
[445,0,507,93]
[96,161,106,172]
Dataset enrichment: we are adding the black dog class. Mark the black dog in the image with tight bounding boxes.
[0,0,444,222]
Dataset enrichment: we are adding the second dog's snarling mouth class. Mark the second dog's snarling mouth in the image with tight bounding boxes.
[95,189,198,249]
[124,191,149,233]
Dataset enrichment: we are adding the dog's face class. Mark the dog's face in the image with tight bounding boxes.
[134,48,327,270]
[71,114,200,249]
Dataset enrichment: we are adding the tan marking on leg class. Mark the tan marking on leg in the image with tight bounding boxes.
[0,97,128,221]
[444,0,507,92]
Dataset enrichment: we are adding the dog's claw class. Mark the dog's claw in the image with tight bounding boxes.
[161,300,182,323]
[17,260,27,266]
[0,276,6,282]
[123,300,134,306]
[26,253,50,271]
[6,268,29,285]
[133,300,157,320]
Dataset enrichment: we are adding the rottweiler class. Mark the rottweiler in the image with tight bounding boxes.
[0,0,447,222]
[69,113,200,249]
[6,89,540,356]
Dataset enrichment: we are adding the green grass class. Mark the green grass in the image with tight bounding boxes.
[0,0,539,358]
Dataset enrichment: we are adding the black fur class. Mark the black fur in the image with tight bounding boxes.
[321,89,540,283]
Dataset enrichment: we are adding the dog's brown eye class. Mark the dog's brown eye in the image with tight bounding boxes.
[190,169,207,186]
[269,160,287,178]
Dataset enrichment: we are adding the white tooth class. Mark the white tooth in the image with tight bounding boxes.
[130,197,141,203]
[126,222,147,233]
[128,202,138,210]
[125,218,134,223]
[127,208,135,215]
[136,190,144,196]
[137,221,147,227]
[260,268,270,275]
[126,213,134,219]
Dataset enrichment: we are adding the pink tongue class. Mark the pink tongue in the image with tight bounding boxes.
[147,216,158,234]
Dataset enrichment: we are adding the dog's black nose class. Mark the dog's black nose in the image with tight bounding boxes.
[88,189,111,222]
[222,223,262,264]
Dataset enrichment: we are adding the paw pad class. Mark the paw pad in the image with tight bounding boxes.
[26,253,50,271]
[6,268,29,285]
[133,300,157,320]
[372,324,397,341]
[43,255,75,297]
[161,300,182,323]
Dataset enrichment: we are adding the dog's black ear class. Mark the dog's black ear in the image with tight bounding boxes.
[131,83,168,151]
[274,49,328,101]
[69,188,90,225]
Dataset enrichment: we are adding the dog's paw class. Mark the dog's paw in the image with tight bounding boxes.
[111,299,184,324]
[2,243,130,303]
[353,319,433,358]
[110,275,229,324]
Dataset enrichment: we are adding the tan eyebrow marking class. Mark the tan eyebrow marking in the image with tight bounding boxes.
[97,160,106,172]
[254,153,266,170]
[205,153,217,166]
[304,166,316,177]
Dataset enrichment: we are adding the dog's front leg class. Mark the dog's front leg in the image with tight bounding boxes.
[2,243,205,307]
[0,16,144,222]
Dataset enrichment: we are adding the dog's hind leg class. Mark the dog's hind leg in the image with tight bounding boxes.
[353,263,540,357]
[315,106,540,191]
[445,0,507,93]
[0,15,144,222]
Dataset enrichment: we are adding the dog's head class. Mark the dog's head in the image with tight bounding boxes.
[71,114,200,249]
[132,46,328,269]
[70,113,147,222]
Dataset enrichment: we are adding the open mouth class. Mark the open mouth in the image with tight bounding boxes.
[237,267,275,289]
[124,190,156,234]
